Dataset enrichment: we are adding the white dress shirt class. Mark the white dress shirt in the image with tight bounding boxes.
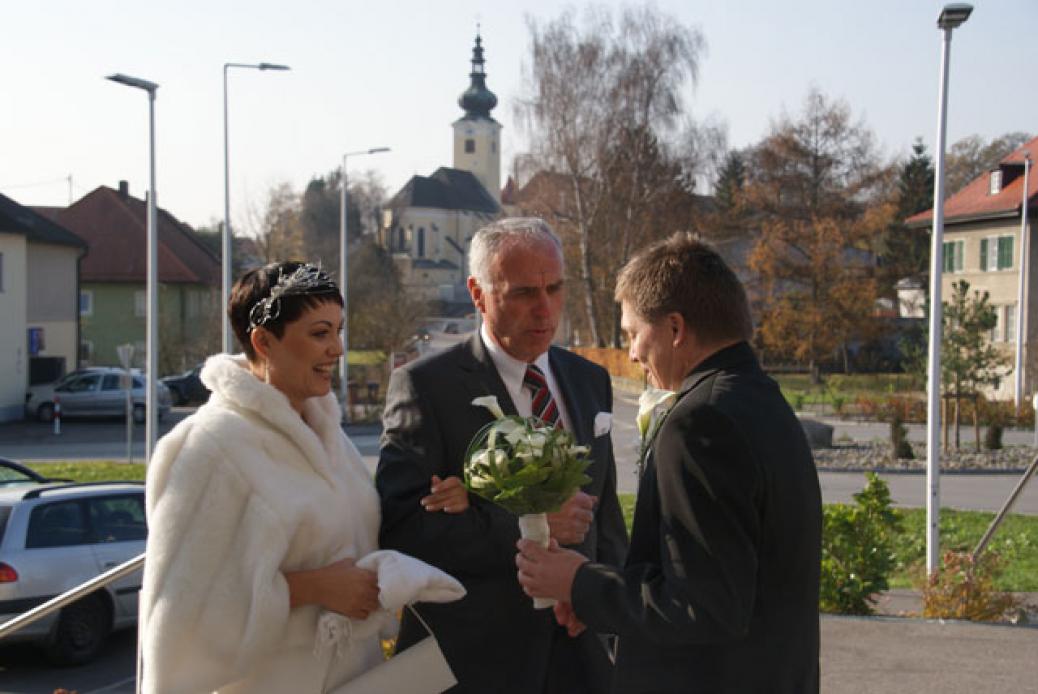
[480,323,572,431]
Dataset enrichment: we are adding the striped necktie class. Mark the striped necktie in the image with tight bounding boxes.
[524,364,561,428]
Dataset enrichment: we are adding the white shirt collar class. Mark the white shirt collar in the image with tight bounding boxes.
[480,323,563,425]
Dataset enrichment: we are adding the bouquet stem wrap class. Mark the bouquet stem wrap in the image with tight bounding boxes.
[518,513,555,609]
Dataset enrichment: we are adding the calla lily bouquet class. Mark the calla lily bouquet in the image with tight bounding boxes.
[463,396,592,516]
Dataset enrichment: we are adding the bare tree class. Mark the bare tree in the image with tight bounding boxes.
[514,4,706,346]
[245,182,305,263]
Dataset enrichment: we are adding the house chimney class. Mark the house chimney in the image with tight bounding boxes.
[118,180,129,199]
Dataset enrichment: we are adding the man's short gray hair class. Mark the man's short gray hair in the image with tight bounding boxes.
[468,217,563,289]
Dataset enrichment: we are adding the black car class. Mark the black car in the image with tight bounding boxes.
[159,364,209,406]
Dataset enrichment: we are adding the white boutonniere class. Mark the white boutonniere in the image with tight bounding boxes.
[635,387,677,477]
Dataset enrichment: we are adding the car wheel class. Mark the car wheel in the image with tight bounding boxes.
[132,404,146,425]
[44,593,112,666]
[37,403,55,423]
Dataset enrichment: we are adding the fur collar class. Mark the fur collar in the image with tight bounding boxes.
[200,353,346,485]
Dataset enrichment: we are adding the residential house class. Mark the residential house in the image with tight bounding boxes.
[0,192,86,421]
[907,135,1037,398]
[379,33,502,314]
[45,182,221,374]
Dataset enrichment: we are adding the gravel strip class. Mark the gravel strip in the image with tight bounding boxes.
[814,442,1038,472]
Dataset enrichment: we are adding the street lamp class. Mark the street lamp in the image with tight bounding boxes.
[339,147,390,421]
[1014,152,1032,409]
[222,61,291,354]
[106,73,159,464]
[925,3,973,576]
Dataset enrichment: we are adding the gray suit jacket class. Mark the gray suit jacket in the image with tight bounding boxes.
[376,333,628,694]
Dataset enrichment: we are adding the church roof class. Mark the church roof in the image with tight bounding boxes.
[388,167,500,214]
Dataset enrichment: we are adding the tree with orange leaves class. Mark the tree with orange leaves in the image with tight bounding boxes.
[746,89,894,380]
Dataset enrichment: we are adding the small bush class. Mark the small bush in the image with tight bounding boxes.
[984,423,1004,450]
[889,410,914,460]
[820,472,902,615]
[921,550,1020,621]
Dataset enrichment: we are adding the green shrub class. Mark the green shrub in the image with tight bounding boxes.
[820,472,902,615]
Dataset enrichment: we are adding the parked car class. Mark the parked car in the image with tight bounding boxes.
[0,481,146,665]
[25,367,171,424]
[0,458,68,486]
[159,363,209,406]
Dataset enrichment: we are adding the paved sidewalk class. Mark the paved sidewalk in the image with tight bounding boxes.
[821,615,1038,693]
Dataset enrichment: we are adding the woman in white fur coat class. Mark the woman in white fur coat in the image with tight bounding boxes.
[140,262,468,694]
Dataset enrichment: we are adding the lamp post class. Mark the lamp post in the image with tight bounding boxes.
[339,147,390,421]
[925,3,973,576]
[1014,152,1032,409]
[106,73,159,465]
[223,61,290,353]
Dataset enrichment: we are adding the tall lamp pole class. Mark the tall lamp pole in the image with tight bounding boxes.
[106,73,159,464]
[926,3,973,576]
[1014,152,1032,409]
[339,147,390,421]
[223,61,290,353]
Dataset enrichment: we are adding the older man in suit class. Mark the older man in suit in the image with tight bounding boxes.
[517,233,822,693]
[376,217,628,694]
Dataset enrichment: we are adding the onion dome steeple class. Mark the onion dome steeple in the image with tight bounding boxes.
[458,33,498,120]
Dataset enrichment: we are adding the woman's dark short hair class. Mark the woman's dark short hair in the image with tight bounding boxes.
[615,233,753,344]
[229,261,343,361]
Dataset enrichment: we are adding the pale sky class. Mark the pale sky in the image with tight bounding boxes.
[2,0,1034,230]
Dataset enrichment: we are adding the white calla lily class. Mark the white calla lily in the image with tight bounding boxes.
[637,387,677,438]
[472,395,506,420]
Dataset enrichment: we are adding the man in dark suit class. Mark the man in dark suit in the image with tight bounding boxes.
[517,233,822,693]
[376,217,628,694]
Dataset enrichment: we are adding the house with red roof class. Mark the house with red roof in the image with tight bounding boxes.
[907,135,1037,397]
[45,182,221,374]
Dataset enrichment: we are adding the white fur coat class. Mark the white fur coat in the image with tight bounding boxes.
[140,353,383,694]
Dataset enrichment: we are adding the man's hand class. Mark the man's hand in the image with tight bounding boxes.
[547,491,596,545]
[516,538,588,604]
[421,475,470,514]
[553,600,587,637]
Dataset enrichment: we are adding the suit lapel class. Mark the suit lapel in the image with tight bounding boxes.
[458,332,519,417]
[549,347,591,446]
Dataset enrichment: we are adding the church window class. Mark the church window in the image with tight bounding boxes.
[465,139,475,153]
[417,227,426,258]
[397,228,405,251]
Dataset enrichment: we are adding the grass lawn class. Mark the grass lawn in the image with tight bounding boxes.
[617,493,1037,592]
[28,461,146,483]
[24,464,1036,593]
[348,350,386,366]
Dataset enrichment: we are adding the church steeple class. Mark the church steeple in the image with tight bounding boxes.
[453,30,502,203]
[458,32,498,120]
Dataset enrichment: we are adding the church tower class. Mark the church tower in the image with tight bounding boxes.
[452,32,502,203]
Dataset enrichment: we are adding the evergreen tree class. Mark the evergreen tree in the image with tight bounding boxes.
[879,138,934,285]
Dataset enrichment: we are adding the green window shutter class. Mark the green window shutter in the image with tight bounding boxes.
[998,236,1014,269]
[942,242,952,272]
[955,241,964,271]
[980,238,988,270]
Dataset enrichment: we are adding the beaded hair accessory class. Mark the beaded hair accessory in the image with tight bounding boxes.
[247,264,339,332]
